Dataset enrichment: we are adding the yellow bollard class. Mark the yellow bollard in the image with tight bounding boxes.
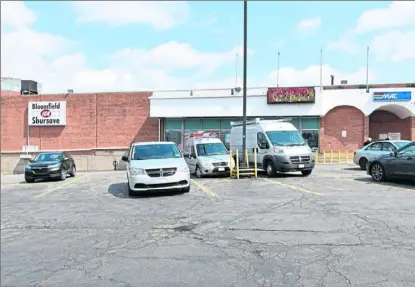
[338,150,341,163]
[330,150,333,164]
[236,149,239,179]
[323,151,326,164]
[346,150,349,164]
[254,148,258,178]
[315,151,319,164]
[229,149,233,177]
[245,148,249,168]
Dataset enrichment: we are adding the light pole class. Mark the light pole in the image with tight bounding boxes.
[277,52,280,87]
[242,0,248,166]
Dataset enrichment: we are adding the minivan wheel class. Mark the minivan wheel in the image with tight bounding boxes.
[25,176,34,183]
[195,166,203,178]
[359,158,368,170]
[265,161,276,177]
[127,179,135,197]
[371,163,386,182]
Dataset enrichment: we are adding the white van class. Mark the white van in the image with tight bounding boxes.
[183,133,234,178]
[121,142,190,196]
[230,118,315,177]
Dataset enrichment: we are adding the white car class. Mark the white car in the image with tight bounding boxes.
[183,135,234,178]
[121,142,190,196]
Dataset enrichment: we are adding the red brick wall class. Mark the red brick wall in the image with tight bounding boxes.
[320,105,366,151]
[369,110,412,141]
[1,92,158,152]
[412,117,415,141]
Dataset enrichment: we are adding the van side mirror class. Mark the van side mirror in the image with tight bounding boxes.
[259,142,267,149]
[121,155,129,162]
[190,153,196,158]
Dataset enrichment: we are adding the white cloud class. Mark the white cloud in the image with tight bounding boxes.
[111,42,253,75]
[354,1,415,34]
[327,30,360,54]
[72,1,190,30]
[327,2,415,61]
[297,17,322,33]
[0,1,37,28]
[1,2,253,93]
[370,28,415,62]
[264,65,376,87]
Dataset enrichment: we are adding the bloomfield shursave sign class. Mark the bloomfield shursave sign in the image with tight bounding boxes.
[28,101,66,126]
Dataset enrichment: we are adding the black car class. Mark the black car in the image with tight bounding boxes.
[24,152,76,183]
[366,141,415,182]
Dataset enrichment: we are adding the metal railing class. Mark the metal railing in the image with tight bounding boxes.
[229,149,258,179]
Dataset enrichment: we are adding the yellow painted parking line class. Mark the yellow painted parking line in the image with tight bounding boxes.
[263,178,324,197]
[1,181,49,190]
[34,175,88,198]
[190,179,217,197]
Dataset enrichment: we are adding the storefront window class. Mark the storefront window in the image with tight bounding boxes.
[184,118,201,130]
[301,117,320,130]
[165,119,183,150]
[302,130,319,151]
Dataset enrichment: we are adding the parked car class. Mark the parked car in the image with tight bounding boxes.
[24,151,76,183]
[230,118,315,177]
[366,141,415,182]
[353,140,411,170]
[183,134,234,178]
[122,142,190,196]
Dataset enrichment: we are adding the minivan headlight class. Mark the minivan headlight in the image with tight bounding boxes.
[178,165,189,173]
[130,168,145,175]
[202,162,212,168]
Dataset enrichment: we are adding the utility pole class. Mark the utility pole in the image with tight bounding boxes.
[320,48,323,91]
[277,52,280,87]
[366,45,370,93]
[235,53,239,87]
[242,0,248,166]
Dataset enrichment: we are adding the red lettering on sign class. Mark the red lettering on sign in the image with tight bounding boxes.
[40,109,51,118]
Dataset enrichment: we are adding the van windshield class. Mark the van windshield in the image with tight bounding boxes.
[196,143,228,156]
[132,144,182,160]
[266,131,306,146]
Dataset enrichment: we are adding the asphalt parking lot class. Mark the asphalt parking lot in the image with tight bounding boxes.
[1,164,415,287]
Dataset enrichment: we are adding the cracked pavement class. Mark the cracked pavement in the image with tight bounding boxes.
[1,164,415,287]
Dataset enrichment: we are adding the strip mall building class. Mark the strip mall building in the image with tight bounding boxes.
[1,83,414,173]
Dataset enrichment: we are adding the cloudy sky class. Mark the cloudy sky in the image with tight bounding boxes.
[1,1,414,93]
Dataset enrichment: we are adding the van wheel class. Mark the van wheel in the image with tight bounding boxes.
[265,161,276,177]
[301,170,312,176]
[359,158,368,170]
[195,165,203,178]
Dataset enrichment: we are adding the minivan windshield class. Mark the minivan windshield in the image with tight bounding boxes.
[196,143,228,156]
[34,152,62,162]
[132,144,182,160]
[266,131,306,146]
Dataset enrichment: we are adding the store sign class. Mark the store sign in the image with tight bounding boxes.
[373,91,412,102]
[267,87,315,104]
[28,101,66,126]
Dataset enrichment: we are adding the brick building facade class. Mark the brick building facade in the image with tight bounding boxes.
[1,87,414,156]
[1,92,158,152]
